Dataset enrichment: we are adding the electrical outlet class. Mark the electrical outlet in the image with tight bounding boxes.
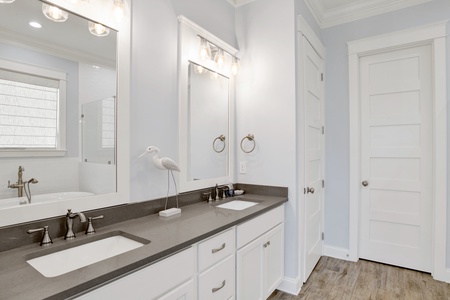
[239,162,246,174]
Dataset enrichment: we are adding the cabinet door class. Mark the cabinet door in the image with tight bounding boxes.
[263,224,284,298]
[158,279,195,300]
[236,235,264,300]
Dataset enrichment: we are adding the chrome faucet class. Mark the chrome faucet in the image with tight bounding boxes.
[7,166,24,197]
[64,209,87,239]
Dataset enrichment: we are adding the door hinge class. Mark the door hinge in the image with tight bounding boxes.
[321,73,324,81]
[322,180,325,188]
[322,126,325,135]
[321,232,324,240]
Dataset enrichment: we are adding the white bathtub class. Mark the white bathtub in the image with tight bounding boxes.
[0,192,95,209]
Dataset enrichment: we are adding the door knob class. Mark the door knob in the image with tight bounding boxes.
[306,187,315,194]
[362,181,369,187]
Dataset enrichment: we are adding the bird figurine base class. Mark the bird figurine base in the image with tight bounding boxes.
[159,208,181,217]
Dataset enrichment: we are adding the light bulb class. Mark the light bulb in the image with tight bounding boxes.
[210,71,219,80]
[88,21,110,37]
[113,0,124,22]
[0,0,16,3]
[42,3,69,22]
[214,49,225,68]
[194,65,206,74]
[199,38,211,60]
[231,57,240,76]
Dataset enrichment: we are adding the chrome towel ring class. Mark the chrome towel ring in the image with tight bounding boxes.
[240,134,255,153]
[213,135,226,153]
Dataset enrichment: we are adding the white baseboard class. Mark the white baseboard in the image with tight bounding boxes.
[323,245,355,261]
[276,275,302,296]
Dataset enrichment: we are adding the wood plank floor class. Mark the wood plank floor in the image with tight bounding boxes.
[268,256,450,300]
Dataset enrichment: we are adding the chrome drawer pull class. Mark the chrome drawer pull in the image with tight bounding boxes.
[212,280,226,293]
[211,243,226,253]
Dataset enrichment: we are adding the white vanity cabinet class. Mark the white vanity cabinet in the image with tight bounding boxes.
[75,247,196,300]
[198,228,235,300]
[236,206,284,300]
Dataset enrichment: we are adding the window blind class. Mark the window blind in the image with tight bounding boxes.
[0,70,59,149]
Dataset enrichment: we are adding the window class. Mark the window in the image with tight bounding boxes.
[0,59,66,157]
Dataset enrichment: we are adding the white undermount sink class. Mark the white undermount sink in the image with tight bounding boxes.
[216,200,258,211]
[27,232,149,277]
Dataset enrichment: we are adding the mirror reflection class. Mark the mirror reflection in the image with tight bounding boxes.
[188,62,229,181]
[0,0,117,208]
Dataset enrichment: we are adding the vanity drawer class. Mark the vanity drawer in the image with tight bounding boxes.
[198,228,235,272]
[198,254,235,300]
[236,205,284,249]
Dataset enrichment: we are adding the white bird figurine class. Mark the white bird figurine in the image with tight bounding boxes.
[138,146,181,213]
[138,146,180,172]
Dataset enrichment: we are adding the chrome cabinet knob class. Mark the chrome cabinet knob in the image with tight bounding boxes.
[306,187,315,194]
[362,181,369,187]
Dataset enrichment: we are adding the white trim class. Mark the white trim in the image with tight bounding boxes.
[304,0,432,29]
[277,275,302,296]
[348,22,449,282]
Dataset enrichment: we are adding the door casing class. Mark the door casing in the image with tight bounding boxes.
[348,21,448,282]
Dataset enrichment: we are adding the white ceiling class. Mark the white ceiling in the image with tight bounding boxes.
[231,0,433,28]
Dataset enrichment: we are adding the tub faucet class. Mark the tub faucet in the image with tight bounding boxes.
[64,209,87,239]
[7,166,24,197]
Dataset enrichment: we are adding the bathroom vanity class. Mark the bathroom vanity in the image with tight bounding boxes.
[0,193,287,299]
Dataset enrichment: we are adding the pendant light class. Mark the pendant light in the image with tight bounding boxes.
[42,3,68,22]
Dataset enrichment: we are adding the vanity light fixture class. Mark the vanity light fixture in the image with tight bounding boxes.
[88,21,110,37]
[42,3,69,22]
[194,65,207,74]
[197,35,240,75]
[0,0,15,3]
[214,49,225,68]
[112,0,125,22]
[199,37,212,61]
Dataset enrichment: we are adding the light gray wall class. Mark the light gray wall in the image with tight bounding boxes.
[129,0,236,201]
[321,0,450,266]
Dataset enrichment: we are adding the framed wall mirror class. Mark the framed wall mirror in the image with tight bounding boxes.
[178,16,237,192]
[0,0,130,227]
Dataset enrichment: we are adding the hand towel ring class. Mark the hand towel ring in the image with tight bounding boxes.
[213,135,226,153]
[240,134,255,153]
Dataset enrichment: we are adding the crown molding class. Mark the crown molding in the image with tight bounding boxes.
[305,0,433,28]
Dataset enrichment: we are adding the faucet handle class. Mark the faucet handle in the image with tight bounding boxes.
[85,215,104,235]
[27,225,53,246]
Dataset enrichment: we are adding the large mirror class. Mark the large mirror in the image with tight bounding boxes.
[188,62,229,181]
[0,0,130,226]
[178,16,236,192]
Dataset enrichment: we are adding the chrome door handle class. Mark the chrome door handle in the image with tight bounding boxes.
[362,181,369,187]
[306,187,315,194]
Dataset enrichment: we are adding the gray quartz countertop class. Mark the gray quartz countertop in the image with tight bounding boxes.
[0,194,287,300]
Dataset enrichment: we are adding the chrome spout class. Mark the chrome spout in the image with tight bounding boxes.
[64,209,87,239]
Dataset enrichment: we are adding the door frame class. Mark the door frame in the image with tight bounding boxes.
[348,21,448,281]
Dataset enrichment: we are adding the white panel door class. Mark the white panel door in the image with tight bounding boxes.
[303,37,324,281]
[359,45,432,272]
